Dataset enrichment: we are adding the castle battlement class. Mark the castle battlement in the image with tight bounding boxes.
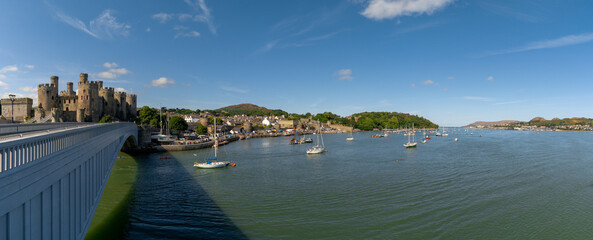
[99,87,114,93]
[37,72,137,123]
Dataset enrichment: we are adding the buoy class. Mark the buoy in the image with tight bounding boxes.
[232,163,236,167]
[325,150,328,152]
[401,158,404,161]
[388,139,390,141]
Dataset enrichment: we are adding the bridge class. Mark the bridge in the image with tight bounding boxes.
[0,122,138,240]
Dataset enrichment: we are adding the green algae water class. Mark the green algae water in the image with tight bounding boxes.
[126,129,593,239]
[86,152,137,240]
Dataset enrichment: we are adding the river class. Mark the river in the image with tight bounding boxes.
[125,129,593,239]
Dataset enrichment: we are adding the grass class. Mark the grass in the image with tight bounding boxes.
[85,152,138,240]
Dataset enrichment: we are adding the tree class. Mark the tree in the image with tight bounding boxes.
[99,115,113,123]
[169,116,188,131]
[195,124,208,135]
[138,106,158,125]
[149,118,160,128]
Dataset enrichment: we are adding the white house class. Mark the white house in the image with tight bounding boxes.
[184,114,201,123]
[262,117,271,126]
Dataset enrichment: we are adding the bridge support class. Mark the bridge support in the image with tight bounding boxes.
[0,123,137,240]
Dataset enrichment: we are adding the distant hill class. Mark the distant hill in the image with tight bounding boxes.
[351,112,438,130]
[528,117,593,126]
[218,103,288,116]
[465,120,520,128]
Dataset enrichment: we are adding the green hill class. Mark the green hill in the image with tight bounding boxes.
[218,103,287,116]
[528,117,593,127]
[351,112,438,130]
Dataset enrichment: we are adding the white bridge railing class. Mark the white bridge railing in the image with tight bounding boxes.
[0,122,93,136]
[0,122,137,240]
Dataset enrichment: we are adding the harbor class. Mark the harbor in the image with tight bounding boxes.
[124,129,593,239]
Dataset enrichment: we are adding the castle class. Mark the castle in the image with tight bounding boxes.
[37,73,137,122]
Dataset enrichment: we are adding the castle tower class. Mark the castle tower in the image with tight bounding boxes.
[126,94,137,120]
[80,73,88,83]
[66,82,75,96]
[99,87,115,118]
[76,73,100,122]
[50,76,58,87]
[114,92,127,120]
[37,76,59,110]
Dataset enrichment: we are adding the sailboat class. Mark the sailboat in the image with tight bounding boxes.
[289,129,300,144]
[346,130,354,141]
[307,123,326,154]
[194,117,230,168]
[403,124,418,148]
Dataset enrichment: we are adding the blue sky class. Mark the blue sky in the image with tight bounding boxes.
[1,0,593,126]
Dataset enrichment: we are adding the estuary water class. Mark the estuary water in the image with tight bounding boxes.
[126,129,593,239]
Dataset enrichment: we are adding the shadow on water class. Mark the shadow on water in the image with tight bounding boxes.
[125,153,248,240]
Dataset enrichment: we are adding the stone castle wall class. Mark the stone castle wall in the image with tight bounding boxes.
[37,73,137,122]
[1,98,33,122]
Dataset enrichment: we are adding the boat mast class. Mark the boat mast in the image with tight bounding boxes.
[159,107,163,135]
[214,115,218,158]
[412,123,415,143]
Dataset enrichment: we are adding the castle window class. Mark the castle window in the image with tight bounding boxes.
[52,96,54,100]
[83,89,86,93]
[66,107,69,111]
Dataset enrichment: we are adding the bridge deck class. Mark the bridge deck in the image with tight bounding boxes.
[0,122,138,240]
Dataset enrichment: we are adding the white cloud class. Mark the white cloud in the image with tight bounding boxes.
[24,65,34,69]
[114,87,127,92]
[411,83,416,88]
[221,86,248,94]
[174,31,200,39]
[0,74,5,79]
[97,63,129,79]
[19,86,37,92]
[103,62,118,68]
[361,0,455,20]
[146,27,151,32]
[487,33,593,56]
[152,13,174,23]
[0,81,8,89]
[0,65,18,73]
[335,69,353,80]
[185,0,217,34]
[97,72,117,79]
[55,9,130,40]
[109,68,129,75]
[178,13,193,21]
[423,79,437,85]
[151,77,175,88]
[487,76,494,81]
[447,76,454,79]
[463,96,493,102]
